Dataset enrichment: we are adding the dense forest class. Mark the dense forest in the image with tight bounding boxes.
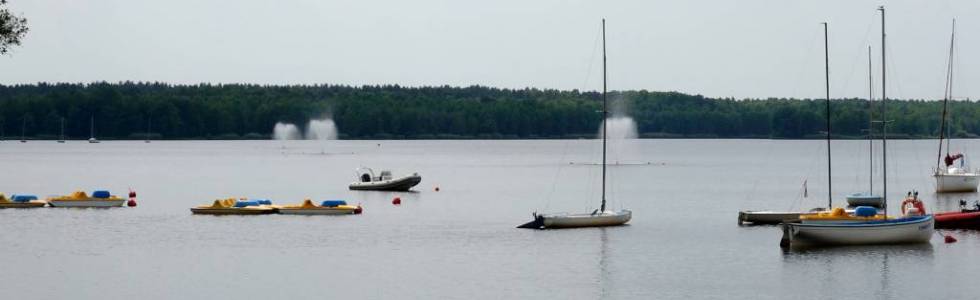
[0,82,973,140]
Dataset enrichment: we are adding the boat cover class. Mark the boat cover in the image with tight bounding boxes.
[321,200,347,207]
[11,195,38,202]
[255,199,273,205]
[92,190,111,199]
[234,200,260,208]
[854,206,877,217]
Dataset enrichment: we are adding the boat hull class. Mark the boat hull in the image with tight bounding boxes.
[189,207,276,215]
[48,199,125,208]
[780,215,934,248]
[845,193,884,207]
[935,173,979,193]
[935,211,980,229]
[0,201,47,208]
[277,207,357,215]
[520,210,631,229]
[349,174,422,191]
[738,211,818,225]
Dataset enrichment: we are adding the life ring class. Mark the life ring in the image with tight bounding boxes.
[901,198,927,216]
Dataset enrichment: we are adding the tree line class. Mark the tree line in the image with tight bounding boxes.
[0,82,971,140]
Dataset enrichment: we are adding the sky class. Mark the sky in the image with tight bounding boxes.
[1,0,979,100]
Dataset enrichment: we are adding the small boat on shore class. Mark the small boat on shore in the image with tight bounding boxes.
[349,168,421,191]
[190,198,277,215]
[277,199,362,215]
[0,194,47,208]
[47,190,125,208]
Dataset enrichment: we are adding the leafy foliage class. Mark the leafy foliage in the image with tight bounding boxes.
[0,0,29,55]
[0,82,963,140]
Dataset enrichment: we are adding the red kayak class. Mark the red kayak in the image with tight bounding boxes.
[935,211,980,229]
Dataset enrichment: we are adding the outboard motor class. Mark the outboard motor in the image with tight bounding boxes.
[361,173,371,182]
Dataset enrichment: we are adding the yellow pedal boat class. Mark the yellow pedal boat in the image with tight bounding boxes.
[47,190,126,208]
[277,199,362,215]
[0,193,47,208]
[799,207,889,223]
[190,198,277,215]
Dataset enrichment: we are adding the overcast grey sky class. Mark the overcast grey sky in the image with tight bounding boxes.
[1,0,978,100]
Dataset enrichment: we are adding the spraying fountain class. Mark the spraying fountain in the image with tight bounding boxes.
[306,118,338,140]
[273,122,301,140]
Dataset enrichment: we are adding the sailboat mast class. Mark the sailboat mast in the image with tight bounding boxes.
[90,116,95,139]
[60,117,65,140]
[600,18,608,212]
[868,46,874,194]
[946,19,955,157]
[823,22,832,209]
[879,6,888,218]
[937,21,955,169]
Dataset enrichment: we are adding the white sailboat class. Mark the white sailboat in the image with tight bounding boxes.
[88,115,100,143]
[740,23,839,225]
[518,19,632,229]
[781,7,934,248]
[933,19,979,193]
[846,46,883,207]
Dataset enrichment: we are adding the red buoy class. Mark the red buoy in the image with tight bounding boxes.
[354,205,363,214]
[127,199,137,207]
[945,235,958,243]
[129,190,136,198]
[392,197,401,205]
[434,186,440,192]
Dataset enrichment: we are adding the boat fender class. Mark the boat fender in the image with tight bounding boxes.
[854,206,877,217]
[901,197,926,216]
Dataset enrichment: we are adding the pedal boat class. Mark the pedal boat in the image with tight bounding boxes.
[277,199,363,215]
[190,198,277,215]
[47,190,125,208]
[0,194,47,208]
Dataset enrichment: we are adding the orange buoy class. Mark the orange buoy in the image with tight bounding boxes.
[434,186,440,192]
[354,205,363,214]
[392,197,401,205]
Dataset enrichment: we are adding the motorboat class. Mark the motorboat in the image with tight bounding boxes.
[0,193,47,208]
[934,200,980,229]
[518,19,632,230]
[349,168,421,191]
[47,190,125,208]
[277,199,362,215]
[190,198,277,215]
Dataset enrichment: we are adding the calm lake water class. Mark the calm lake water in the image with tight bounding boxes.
[2,139,980,299]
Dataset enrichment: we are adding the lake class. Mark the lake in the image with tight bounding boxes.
[1,139,979,299]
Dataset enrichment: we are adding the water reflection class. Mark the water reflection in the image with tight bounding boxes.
[781,244,933,299]
[597,227,610,299]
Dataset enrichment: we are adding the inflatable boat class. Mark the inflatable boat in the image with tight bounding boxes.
[349,168,421,191]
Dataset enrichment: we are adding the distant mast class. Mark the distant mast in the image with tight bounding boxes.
[600,18,608,212]
[822,22,832,209]
[879,6,888,218]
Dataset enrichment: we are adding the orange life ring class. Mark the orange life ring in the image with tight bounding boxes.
[901,198,927,215]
